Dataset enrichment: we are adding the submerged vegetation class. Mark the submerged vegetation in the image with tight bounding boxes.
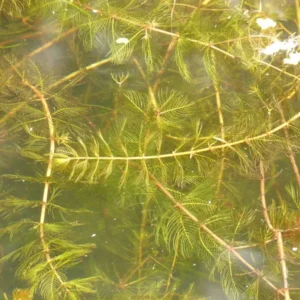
[0,0,300,299]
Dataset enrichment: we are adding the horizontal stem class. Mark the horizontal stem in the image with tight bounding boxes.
[61,110,300,162]
[49,58,112,89]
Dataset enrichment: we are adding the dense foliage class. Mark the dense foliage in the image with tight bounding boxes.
[0,0,300,299]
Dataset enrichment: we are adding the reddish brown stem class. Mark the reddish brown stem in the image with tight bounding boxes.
[153,36,178,93]
[260,160,290,300]
[149,172,284,296]
[278,104,300,187]
[0,31,44,47]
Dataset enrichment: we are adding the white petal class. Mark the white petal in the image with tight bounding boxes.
[283,52,300,65]
[260,40,282,55]
[116,38,129,44]
[280,39,298,51]
[290,52,300,59]
[256,18,277,30]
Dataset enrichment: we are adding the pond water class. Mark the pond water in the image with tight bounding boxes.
[0,1,300,299]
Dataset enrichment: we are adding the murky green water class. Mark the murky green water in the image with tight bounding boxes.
[0,1,300,299]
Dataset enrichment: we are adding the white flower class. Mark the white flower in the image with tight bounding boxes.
[280,38,298,51]
[256,18,277,30]
[283,52,300,65]
[260,39,283,55]
[116,37,129,44]
[260,36,299,56]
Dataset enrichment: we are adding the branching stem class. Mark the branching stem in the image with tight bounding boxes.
[26,28,77,60]
[296,0,300,34]
[153,36,178,93]
[214,82,225,197]
[62,110,300,162]
[82,2,300,81]
[49,58,112,90]
[23,81,70,295]
[165,240,178,293]
[255,58,300,81]
[0,31,44,47]
[278,103,300,187]
[132,57,158,110]
[138,196,152,281]
[260,160,290,300]
[149,172,284,296]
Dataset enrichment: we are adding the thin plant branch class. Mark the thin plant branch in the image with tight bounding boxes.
[149,172,284,296]
[260,160,290,300]
[278,84,298,104]
[170,0,176,31]
[0,31,44,47]
[0,102,27,125]
[23,81,71,295]
[153,36,178,93]
[0,57,111,128]
[296,0,300,34]
[165,240,178,293]
[81,3,242,61]
[133,57,158,109]
[48,57,112,90]
[277,231,290,300]
[60,110,300,162]
[12,28,78,70]
[121,257,150,287]
[278,103,300,187]
[255,58,300,81]
[233,238,276,250]
[168,2,234,11]
[104,6,300,82]
[214,83,225,197]
[0,55,111,127]
[259,161,275,232]
[26,28,77,60]
[138,195,152,280]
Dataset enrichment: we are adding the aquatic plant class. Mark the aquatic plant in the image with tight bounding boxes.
[0,0,300,299]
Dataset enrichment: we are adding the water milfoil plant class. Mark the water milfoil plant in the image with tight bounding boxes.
[0,0,300,299]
